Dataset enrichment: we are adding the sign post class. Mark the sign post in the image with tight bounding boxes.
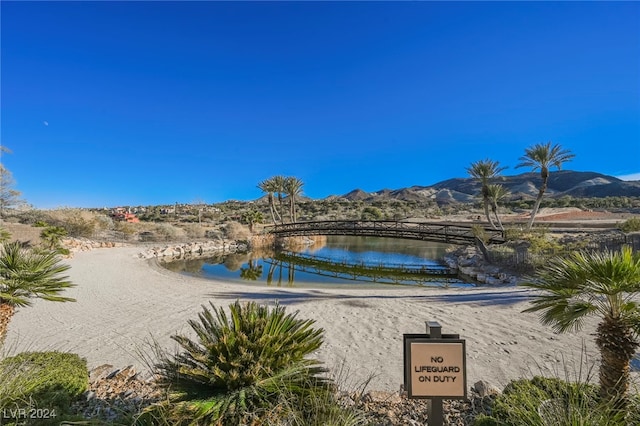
[403,321,466,426]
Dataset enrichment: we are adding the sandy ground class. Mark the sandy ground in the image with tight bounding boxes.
[4,245,616,393]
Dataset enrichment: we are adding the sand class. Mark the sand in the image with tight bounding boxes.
[5,245,610,393]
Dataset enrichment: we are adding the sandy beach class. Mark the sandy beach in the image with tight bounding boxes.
[5,245,609,393]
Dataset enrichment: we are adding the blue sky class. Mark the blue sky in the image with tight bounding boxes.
[2,1,639,208]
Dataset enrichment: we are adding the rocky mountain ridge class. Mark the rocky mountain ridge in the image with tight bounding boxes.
[332,170,640,203]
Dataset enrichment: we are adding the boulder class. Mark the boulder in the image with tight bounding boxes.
[472,380,500,398]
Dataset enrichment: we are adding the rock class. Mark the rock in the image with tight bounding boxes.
[472,380,500,398]
[89,364,115,382]
[458,266,477,277]
[485,275,503,285]
[70,365,163,423]
[363,390,402,404]
[138,239,241,260]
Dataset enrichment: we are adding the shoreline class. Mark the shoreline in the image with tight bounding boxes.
[5,245,610,392]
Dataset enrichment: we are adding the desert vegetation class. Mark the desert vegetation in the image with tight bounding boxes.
[137,301,364,426]
[0,351,88,425]
[2,143,640,425]
[0,241,74,343]
[524,247,640,408]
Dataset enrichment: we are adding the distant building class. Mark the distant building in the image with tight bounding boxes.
[110,207,140,223]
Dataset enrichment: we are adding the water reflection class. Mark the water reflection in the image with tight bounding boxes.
[240,259,263,281]
[162,236,473,288]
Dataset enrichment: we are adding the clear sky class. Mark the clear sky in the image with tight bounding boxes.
[2,1,639,209]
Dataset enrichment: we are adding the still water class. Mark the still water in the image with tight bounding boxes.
[162,236,475,288]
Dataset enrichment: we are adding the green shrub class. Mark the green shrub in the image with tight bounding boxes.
[473,414,500,426]
[138,301,330,425]
[483,376,638,426]
[360,207,383,221]
[0,351,88,422]
[618,217,640,233]
[0,227,11,242]
[40,226,68,250]
[504,226,562,253]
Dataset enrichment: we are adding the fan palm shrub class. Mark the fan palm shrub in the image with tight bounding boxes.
[523,246,640,409]
[138,301,329,425]
[0,241,74,343]
[40,226,68,251]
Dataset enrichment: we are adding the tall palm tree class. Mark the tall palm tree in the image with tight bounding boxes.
[516,141,574,230]
[466,159,507,229]
[258,178,280,225]
[284,176,304,223]
[272,175,287,224]
[0,242,75,342]
[523,247,640,407]
[486,184,510,231]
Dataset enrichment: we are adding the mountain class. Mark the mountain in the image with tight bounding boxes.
[335,171,640,203]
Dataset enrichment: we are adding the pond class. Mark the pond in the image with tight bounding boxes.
[161,236,475,288]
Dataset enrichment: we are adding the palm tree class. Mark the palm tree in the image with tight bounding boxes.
[516,141,575,230]
[284,176,304,223]
[272,175,287,224]
[523,247,640,407]
[486,184,510,231]
[466,159,507,229]
[258,178,280,225]
[0,242,75,342]
[240,210,263,233]
[40,226,68,250]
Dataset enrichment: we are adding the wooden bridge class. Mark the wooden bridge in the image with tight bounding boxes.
[266,220,505,245]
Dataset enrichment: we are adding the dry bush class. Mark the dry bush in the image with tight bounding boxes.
[19,209,113,238]
[204,228,223,240]
[113,221,139,240]
[180,223,206,239]
[223,221,250,241]
[152,223,185,241]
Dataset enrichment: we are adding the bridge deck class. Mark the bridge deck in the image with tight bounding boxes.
[266,220,505,245]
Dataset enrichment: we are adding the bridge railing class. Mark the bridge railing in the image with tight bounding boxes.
[265,220,505,245]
